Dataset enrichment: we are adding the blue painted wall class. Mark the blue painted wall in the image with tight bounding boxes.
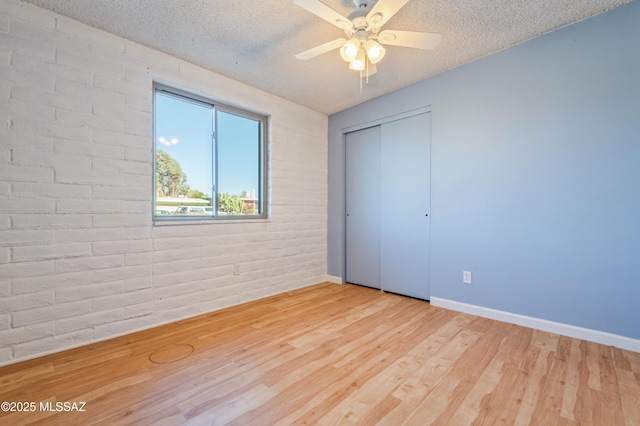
[328,1,640,339]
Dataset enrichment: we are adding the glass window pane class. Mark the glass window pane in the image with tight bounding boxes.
[216,110,261,216]
[154,92,213,217]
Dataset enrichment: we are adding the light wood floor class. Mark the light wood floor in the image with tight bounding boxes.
[1,282,639,425]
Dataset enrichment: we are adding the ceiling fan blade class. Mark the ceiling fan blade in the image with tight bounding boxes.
[295,38,347,60]
[377,30,441,49]
[366,0,410,29]
[294,0,353,30]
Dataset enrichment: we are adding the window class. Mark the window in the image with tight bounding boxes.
[153,84,268,221]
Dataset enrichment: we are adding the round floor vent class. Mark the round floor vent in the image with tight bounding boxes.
[148,343,194,364]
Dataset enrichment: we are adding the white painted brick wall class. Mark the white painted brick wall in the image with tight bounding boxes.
[55,281,123,304]
[12,300,92,328]
[0,0,328,366]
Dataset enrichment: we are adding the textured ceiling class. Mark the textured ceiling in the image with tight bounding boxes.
[21,0,632,115]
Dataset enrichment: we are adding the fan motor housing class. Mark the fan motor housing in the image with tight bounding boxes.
[352,17,368,30]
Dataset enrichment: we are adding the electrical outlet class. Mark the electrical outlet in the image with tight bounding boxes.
[233,264,240,275]
[463,271,472,285]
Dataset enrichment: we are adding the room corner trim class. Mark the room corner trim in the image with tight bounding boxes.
[326,275,344,284]
[429,297,640,353]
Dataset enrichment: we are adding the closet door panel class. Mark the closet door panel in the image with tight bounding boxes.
[345,126,381,289]
[380,113,431,299]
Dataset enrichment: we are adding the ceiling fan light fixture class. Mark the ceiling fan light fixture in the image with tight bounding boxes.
[340,38,361,62]
[348,47,366,71]
[364,39,385,64]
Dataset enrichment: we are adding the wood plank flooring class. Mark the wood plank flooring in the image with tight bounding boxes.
[1,282,639,425]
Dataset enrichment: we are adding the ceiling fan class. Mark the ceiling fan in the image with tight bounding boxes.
[294,0,441,75]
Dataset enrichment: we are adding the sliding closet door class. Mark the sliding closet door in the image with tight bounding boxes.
[345,125,381,289]
[380,113,431,299]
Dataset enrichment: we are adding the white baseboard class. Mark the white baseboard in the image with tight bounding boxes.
[326,275,344,284]
[430,297,640,353]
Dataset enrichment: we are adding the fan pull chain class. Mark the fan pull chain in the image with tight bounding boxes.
[366,59,370,85]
